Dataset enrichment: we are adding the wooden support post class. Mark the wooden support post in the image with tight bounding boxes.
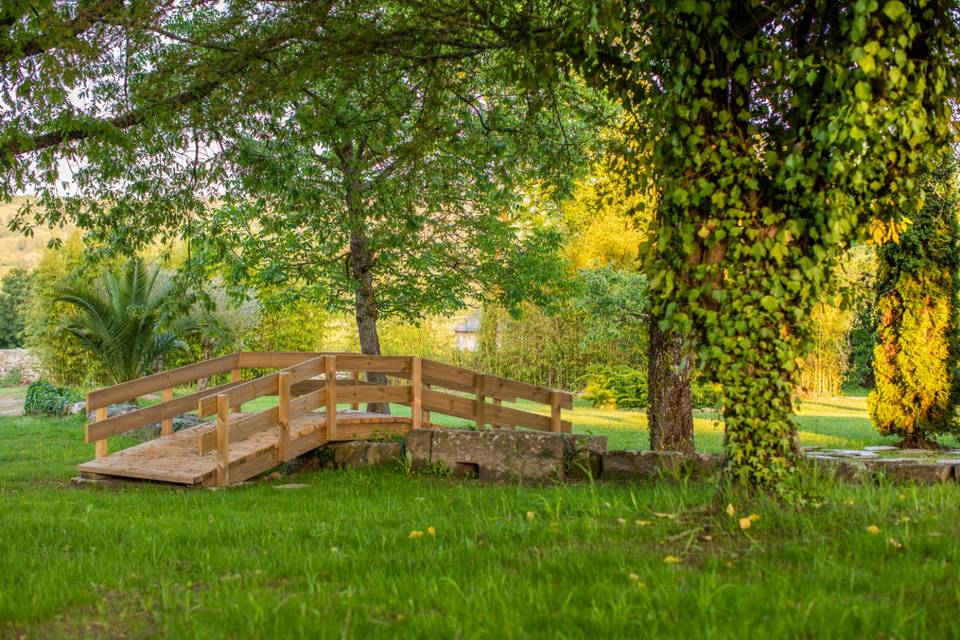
[230,368,243,413]
[550,390,562,433]
[277,371,291,462]
[423,384,432,427]
[350,371,360,410]
[94,406,108,458]
[325,355,337,440]
[475,374,486,430]
[411,357,422,430]
[216,394,230,487]
[493,397,503,429]
[161,387,174,436]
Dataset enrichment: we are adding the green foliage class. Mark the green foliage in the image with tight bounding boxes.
[581,365,647,409]
[570,0,959,491]
[869,165,960,444]
[55,258,193,385]
[582,365,721,411]
[23,380,79,416]
[0,267,33,348]
[22,234,104,386]
[465,268,647,390]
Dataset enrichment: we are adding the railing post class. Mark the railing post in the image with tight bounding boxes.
[230,368,243,413]
[325,355,337,440]
[161,387,174,436]
[277,371,291,462]
[94,405,108,458]
[423,384,432,427]
[350,371,360,410]
[475,374,486,429]
[411,357,422,429]
[216,394,230,486]
[550,390,562,433]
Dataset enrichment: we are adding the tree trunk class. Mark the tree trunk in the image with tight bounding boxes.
[647,318,695,455]
[349,229,389,414]
[196,337,214,392]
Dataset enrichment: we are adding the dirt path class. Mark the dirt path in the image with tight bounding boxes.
[0,395,23,417]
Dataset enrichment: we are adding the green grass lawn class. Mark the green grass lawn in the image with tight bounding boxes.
[2,398,960,637]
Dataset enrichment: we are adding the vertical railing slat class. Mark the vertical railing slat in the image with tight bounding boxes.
[230,368,243,413]
[161,387,174,436]
[475,374,486,429]
[550,390,562,433]
[277,371,291,462]
[216,394,230,486]
[94,405,108,458]
[411,357,422,429]
[350,371,360,410]
[325,355,337,440]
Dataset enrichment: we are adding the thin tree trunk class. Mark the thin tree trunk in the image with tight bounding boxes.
[196,337,214,392]
[349,229,389,414]
[647,318,695,455]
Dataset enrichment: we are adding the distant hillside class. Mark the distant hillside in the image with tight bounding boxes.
[0,197,74,276]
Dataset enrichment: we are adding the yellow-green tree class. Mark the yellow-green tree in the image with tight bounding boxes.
[868,165,960,447]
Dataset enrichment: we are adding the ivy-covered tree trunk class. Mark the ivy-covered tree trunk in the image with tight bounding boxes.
[647,320,694,455]
[868,166,960,448]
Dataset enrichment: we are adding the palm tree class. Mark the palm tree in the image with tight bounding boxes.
[55,258,193,385]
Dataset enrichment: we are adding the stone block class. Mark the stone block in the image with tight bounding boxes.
[880,462,954,484]
[366,441,403,467]
[405,429,434,471]
[601,451,683,482]
[684,453,723,479]
[333,441,369,469]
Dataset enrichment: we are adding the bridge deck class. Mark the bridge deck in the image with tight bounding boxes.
[77,410,410,486]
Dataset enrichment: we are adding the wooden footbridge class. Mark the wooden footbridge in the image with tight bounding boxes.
[78,352,573,487]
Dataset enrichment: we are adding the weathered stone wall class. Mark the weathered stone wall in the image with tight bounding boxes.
[0,349,41,383]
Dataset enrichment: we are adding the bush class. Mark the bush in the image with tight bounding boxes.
[582,365,722,411]
[23,380,80,416]
[581,366,648,409]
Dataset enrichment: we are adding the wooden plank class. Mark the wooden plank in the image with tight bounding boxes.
[161,388,174,436]
[290,377,374,396]
[238,351,328,369]
[216,395,229,487]
[421,359,475,393]
[283,356,327,383]
[475,374,486,429]
[77,462,202,485]
[229,448,280,484]
[290,388,324,416]
[335,354,412,374]
[287,427,327,459]
[86,380,242,442]
[334,385,411,405]
[94,406,108,457]
[198,407,279,454]
[327,421,410,442]
[199,373,278,418]
[422,388,476,421]
[325,356,337,440]
[478,376,574,409]
[411,358,422,429]
[486,401,572,433]
[278,371,291,462]
[87,353,239,410]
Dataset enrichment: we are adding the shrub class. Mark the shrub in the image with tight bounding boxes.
[868,163,960,447]
[582,365,721,412]
[581,366,648,410]
[23,380,80,416]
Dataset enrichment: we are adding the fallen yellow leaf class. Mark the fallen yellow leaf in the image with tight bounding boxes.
[739,517,753,530]
[663,555,682,564]
[526,511,536,521]
[866,525,881,535]
[726,504,736,517]
[409,530,424,538]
